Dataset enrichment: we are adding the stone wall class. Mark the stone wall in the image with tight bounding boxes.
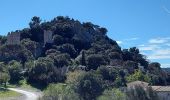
[44,30,53,45]
[7,30,53,45]
[7,32,20,45]
[157,92,170,100]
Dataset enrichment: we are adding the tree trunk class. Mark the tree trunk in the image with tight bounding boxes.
[4,82,7,88]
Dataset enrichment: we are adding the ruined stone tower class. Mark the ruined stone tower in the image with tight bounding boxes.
[7,32,20,45]
[44,30,53,45]
[7,30,53,45]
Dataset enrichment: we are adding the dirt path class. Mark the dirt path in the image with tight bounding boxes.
[8,88,40,100]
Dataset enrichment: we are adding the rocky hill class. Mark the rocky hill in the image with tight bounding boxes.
[0,16,169,88]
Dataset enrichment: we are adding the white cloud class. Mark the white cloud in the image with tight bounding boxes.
[139,47,154,51]
[149,37,170,44]
[155,49,170,55]
[138,45,159,51]
[138,44,145,47]
[116,41,123,44]
[148,49,170,59]
[138,37,170,60]
[148,55,170,59]
[125,37,139,41]
[137,37,170,67]
[149,39,167,44]
[161,64,170,68]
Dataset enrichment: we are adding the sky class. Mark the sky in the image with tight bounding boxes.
[0,0,170,67]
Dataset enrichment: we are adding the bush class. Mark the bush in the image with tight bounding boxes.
[97,88,126,100]
[75,71,103,100]
[42,83,79,100]
[86,54,107,70]
[8,60,23,83]
[97,66,117,81]
[126,70,151,83]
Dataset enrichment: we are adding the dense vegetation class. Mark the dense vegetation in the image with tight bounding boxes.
[0,16,169,100]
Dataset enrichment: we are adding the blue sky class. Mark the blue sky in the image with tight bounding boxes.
[0,0,170,67]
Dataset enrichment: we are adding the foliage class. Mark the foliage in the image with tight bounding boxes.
[8,60,23,83]
[0,16,167,97]
[42,83,79,100]
[126,70,151,83]
[0,72,10,88]
[29,16,41,28]
[0,35,7,45]
[0,62,10,88]
[75,71,103,100]
[66,70,84,85]
[97,66,117,81]
[86,54,107,70]
[28,57,66,85]
[21,39,38,57]
[53,34,65,45]
[52,53,71,68]
[97,88,126,100]
[0,89,21,98]
[123,60,138,74]
[0,44,33,63]
[114,76,126,88]
[57,43,77,58]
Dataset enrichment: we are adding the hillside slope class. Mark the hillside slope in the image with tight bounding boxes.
[0,16,169,87]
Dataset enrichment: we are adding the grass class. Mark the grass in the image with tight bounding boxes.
[0,79,42,99]
[0,88,21,98]
[18,79,41,91]
[5,79,40,91]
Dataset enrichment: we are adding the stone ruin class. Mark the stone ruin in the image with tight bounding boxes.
[43,30,53,45]
[7,30,53,45]
[7,32,20,45]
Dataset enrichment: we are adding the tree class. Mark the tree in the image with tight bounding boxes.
[99,27,108,35]
[57,44,77,58]
[29,16,44,42]
[0,35,7,44]
[97,66,117,81]
[114,76,126,88]
[0,44,33,64]
[8,60,23,83]
[126,70,151,83]
[0,62,7,72]
[148,62,161,74]
[81,50,86,66]
[129,47,139,54]
[123,61,138,74]
[28,57,66,85]
[21,39,38,57]
[0,62,9,87]
[86,54,107,70]
[53,34,65,45]
[66,70,85,85]
[29,16,41,28]
[0,72,10,88]
[42,83,79,100]
[75,72,103,100]
[28,57,55,85]
[53,53,71,68]
[108,52,122,60]
[122,49,133,61]
[20,28,31,40]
